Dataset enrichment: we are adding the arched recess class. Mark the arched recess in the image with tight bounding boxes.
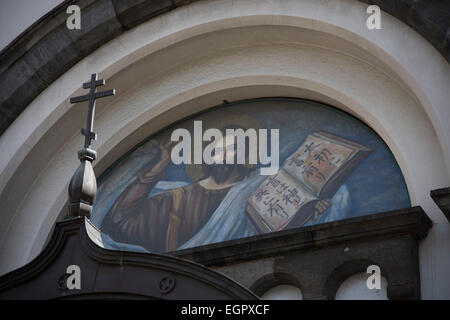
[250,272,304,299]
[322,259,389,300]
[0,0,449,299]
[261,285,304,300]
[335,273,388,300]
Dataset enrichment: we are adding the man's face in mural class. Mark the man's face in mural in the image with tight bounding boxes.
[96,99,410,255]
[202,133,252,185]
[208,164,236,184]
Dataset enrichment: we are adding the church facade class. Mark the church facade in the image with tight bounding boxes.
[0,0,449,299]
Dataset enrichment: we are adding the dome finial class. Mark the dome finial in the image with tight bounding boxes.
[67,73,115,218]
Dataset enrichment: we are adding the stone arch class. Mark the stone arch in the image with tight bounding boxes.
[0,0,448,299]
[1,0,449,135]
[250,272,303,298]
[322,258,388,299]
[334,272,388,300]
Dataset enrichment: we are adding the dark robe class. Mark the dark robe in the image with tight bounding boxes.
[101,167,231,252]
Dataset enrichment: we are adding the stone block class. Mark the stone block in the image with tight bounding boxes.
[408,0,450,52]
[23,25,80,84]
[0,58,48,134]
[112,0,175,30]
[369,0,419,22]
[66,0,123,55]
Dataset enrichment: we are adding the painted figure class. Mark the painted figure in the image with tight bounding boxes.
[95,99,410,253]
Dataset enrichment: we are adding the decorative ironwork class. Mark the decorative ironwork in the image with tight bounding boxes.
[70,73,115,149]
[67,74,115,218]
[159,276,176,294]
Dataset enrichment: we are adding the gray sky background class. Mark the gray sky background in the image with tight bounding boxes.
[0,0,62,50]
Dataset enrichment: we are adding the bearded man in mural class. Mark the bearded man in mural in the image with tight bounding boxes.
[101,125,337,252]
[95,101,411,253]
[102,132,250,252]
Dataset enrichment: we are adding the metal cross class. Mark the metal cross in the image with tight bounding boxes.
[70,73,115,148]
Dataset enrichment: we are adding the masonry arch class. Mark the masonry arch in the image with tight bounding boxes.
[0,0,448,299]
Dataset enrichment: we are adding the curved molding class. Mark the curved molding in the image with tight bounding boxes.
[174,206,432,299]
[249,272,303,298]
[431,187,450,223]
[322,258,386,299]
[0,217,257,299]
[0,0,449,135]
[0,1,448,299]
[173,206,432,265]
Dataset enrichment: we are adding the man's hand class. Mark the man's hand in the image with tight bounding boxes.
[139,137,178,180]
[133,139,160,159]
[159,138,177,163]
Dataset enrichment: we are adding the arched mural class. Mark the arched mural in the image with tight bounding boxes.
[91,98,410,253]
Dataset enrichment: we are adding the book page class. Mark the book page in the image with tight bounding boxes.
[283,133,356,196]
[247,170,317,231]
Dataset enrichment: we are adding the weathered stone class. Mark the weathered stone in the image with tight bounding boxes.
[0,0,449,136]
[174,206,431,299]
[0,0,123,135]
[0,58,48,132]
[66,0,123,55]
[23,25,80,84]
[367,0,419,22]
[112,0,175,30]
[408,1,450,55]
[0,217,257,300]
[431,187,450,222]
[172,0,200,6]
[444,30,450,62]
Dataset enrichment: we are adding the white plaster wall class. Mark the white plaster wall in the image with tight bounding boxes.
[0,0,449,298]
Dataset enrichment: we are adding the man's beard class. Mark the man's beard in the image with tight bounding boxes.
[209,164,237,184]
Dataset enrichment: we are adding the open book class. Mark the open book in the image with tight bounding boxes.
[246,131,372,233]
